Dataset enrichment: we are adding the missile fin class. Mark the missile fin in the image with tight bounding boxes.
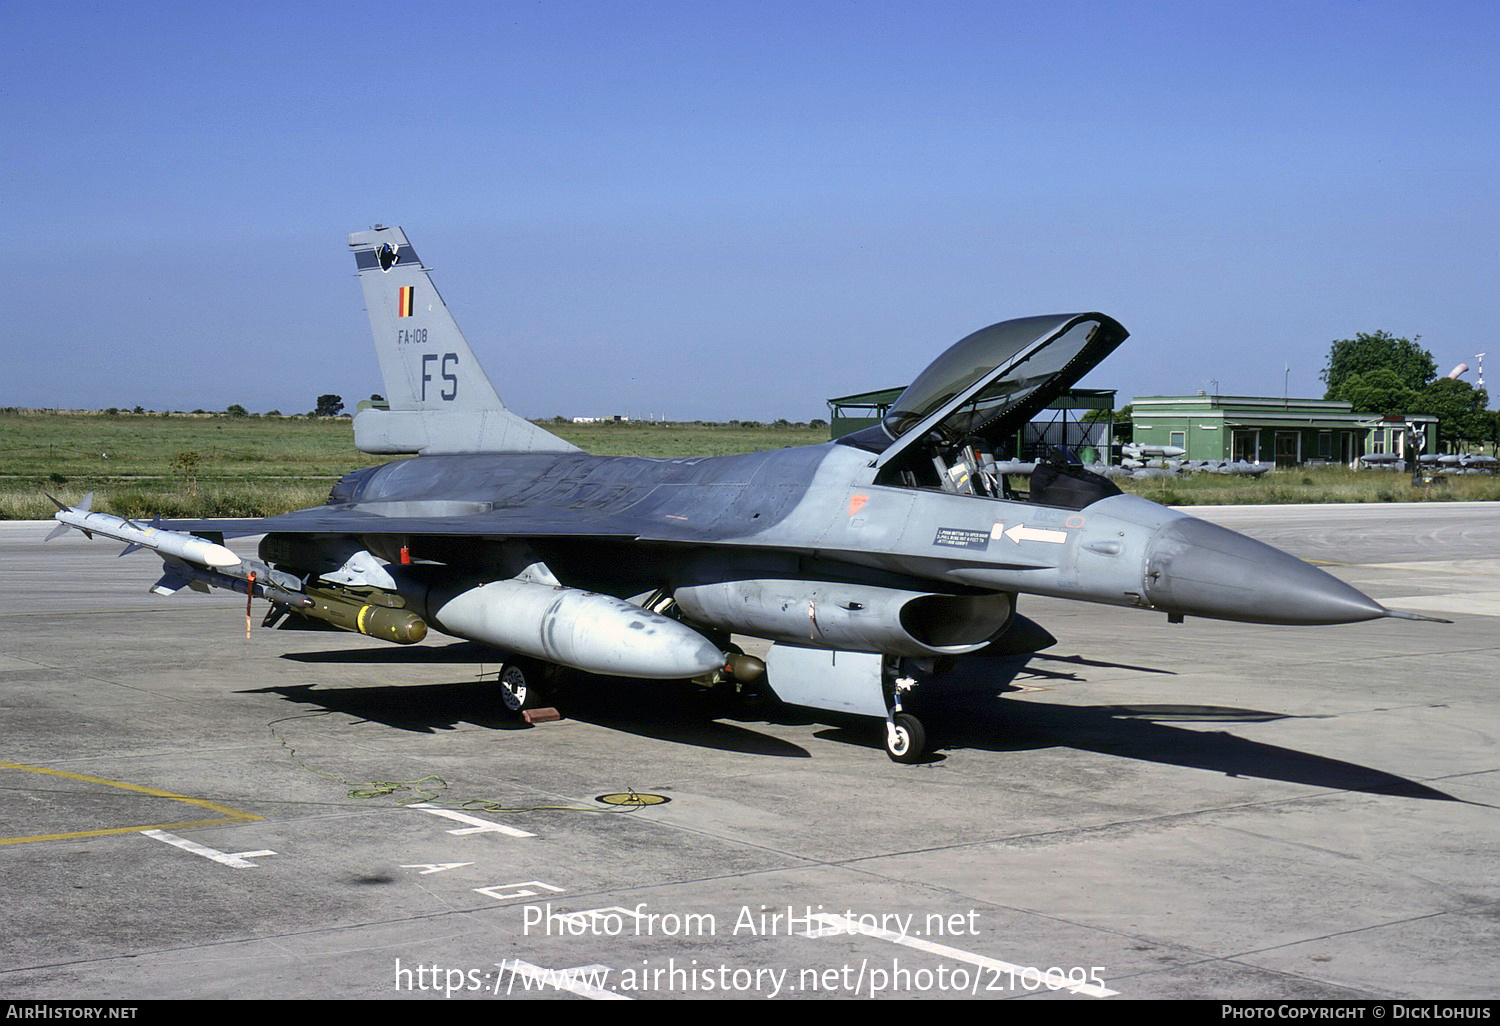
[150,571,192,596]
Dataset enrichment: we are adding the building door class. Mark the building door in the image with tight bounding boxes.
[1275,432,1300,467]
[1232,430,1259,462]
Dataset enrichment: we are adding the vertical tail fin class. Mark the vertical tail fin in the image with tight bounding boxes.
[346,226,578,455]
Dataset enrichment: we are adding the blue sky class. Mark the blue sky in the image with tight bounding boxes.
[5,0,1496,421]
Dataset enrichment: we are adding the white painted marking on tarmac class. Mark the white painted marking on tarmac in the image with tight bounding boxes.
[497,960,625,1000]
[401,862,475,875]
[408,802,536,837]
[475,880,565,902]
[803,913,1119,998]
[560,906,641,928]
[142,830,275,868]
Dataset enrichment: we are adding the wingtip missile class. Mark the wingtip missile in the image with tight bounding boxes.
[49,504,242,569]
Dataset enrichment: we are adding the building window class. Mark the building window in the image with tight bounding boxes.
[1318,431,1332,458]
[1169,430,1185,450]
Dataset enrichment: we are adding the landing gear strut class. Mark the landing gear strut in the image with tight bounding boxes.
[758,645,939,763]
[882,659,930,763]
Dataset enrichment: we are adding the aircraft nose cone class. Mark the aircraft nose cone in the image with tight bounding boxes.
[1144,517,1386,625]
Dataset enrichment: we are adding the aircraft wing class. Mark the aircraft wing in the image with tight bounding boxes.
[157,504,657,542]
[153,491,803,547]
[160,447,826,546]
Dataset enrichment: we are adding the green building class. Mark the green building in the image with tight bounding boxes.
[1130,395,1437,466]
[826,386,905,437]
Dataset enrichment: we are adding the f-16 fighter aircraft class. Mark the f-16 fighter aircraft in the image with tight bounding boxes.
[49,227,1439,762]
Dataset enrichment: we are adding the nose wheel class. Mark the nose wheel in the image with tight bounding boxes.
[884,711,927,763]
[882,658,933,763]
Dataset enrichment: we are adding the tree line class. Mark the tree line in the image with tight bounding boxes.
[1321,331,1496,450]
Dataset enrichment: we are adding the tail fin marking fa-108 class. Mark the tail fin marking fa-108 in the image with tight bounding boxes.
[346,225,578,456]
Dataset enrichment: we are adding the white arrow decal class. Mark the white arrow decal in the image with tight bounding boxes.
[1004,523,1068,545]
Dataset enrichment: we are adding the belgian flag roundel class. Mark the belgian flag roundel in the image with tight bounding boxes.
[398,286,415,318]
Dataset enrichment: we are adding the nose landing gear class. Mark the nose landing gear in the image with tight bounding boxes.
[885,711,927,763]
[883,663,929,764]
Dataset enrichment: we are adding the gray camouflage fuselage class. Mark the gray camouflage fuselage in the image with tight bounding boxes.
[287,436,1386,637]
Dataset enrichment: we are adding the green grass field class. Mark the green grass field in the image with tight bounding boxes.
[1109,464,1500,506]
[0,410,828,519]
[3,410,1496,520]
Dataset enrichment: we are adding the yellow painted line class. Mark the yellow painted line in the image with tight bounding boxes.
[0,761,261,846]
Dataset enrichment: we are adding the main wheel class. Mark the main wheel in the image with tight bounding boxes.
[497,659,540,717]
[885,712,927,764]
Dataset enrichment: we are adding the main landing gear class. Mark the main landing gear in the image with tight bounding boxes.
[495,656,557,718]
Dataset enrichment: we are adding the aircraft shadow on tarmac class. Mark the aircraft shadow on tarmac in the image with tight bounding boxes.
[870,652,1458,802]
[266,640,1457,801]
[258,642,810,757]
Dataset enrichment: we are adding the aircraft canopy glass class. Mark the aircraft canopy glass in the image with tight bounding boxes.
[880,313,1127,444]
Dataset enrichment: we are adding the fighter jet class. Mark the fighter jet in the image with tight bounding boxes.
[49,226,1440,762]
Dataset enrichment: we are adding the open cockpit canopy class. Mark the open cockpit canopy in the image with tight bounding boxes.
[841,313,1128,503]
[872,313,1125,453]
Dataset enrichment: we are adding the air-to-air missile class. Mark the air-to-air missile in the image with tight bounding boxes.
[46,492,240,564]
[45,492,426,645]
[45,493,723,666]
[47,492,241,567]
